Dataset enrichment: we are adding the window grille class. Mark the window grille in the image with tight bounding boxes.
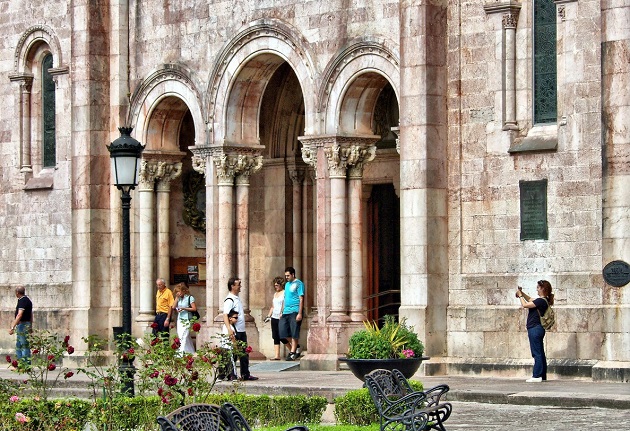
[533,0,557,124]
[42,53,56,167]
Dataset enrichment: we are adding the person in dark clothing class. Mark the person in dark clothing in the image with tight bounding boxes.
[9,286,33,365]
[516,280,555,382]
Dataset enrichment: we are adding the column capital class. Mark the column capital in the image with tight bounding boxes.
[348,144,377,179]
[156,162,183,192]
[138,160,162,191]
[483,0,522,18]
[300,134,379,179]
[191,155,206,176]
[234,154,263,185]
[9,72,34,92]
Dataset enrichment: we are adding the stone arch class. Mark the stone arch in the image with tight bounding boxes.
[319,38,400,135]
[13,24,65,73]
[206,18,317,145]
[129,63,206,150]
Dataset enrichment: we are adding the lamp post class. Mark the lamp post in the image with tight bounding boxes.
[107,126,145,396]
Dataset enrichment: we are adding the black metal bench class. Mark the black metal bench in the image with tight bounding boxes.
[364,369,452,431]
[157,402,309,431]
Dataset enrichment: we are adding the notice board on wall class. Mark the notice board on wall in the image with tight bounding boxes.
[171,257,206,286]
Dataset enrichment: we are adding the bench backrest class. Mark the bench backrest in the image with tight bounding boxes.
[364,369,416,411]
[221,402,253,431]
[157,403,231,431]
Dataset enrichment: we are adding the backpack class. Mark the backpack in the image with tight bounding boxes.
[187,296,201,321]
[537,298,555,330]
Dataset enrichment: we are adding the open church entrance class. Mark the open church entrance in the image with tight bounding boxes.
[366,183,400,324]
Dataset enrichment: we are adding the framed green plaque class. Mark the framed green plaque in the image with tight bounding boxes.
[519,179,548,240]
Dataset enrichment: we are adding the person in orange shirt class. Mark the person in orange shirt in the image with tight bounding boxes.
[153,278,174,338]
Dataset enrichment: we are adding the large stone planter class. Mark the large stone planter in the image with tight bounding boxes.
[339,357,429,381]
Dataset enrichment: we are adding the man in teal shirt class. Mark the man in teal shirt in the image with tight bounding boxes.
[279,266,304,361]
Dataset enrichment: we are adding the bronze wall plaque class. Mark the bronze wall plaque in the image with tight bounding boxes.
[519,179,548,240]
[603,260,630,287]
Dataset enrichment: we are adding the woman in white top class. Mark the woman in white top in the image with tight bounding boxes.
[173,282,196,355]
[265,277,287,360]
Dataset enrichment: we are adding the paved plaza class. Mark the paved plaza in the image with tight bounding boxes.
[2,364,628,429]
[445,402,629,431]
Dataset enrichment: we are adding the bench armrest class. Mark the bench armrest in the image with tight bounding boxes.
[422,384,449,406]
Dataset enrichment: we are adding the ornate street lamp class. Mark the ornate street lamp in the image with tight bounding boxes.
[107,126,144,395]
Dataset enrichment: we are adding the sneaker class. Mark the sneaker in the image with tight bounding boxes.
[296,345,302,356]
[526,377,542,383]
[286,352,296,361]
[241,375,259,381]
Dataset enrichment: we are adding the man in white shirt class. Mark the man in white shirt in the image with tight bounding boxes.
[223,277,258,381]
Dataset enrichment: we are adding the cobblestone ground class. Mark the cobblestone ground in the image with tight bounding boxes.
[449,402,628,431]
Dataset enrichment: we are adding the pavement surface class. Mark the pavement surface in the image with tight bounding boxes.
[1,360,628,430]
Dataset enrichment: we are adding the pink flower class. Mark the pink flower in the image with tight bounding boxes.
[15,413,29,423]
[48,363,56,371]
[157,387,164,396]
[9,396,19,403]
[192,322,201,332]
[47,354,55,361]
[64,371,74,379]
[11,360,18,368]
[187,388,194,396]
[67,346,75,354]
[5,355,11,363]
[150,370,159,378]
[32,349,40,355]
[245,346,253,354]
[402,349,415,359]
[128,348,135,355]
[151,322,159,329]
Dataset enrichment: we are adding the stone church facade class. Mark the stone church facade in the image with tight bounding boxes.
[0,1,628,381]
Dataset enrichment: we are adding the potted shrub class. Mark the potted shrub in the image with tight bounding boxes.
[339,315,427,381]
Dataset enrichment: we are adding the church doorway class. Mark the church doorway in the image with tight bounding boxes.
[366,183,400,324]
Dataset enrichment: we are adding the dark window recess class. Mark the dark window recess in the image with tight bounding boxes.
[533,0,557,124]
[42,53,56,167]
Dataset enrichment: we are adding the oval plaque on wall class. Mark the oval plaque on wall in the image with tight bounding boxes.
[603,260,630,287]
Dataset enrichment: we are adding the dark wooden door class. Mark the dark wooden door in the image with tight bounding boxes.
[366,184,400,324]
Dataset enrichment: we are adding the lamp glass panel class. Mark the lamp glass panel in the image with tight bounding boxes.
[112,156,140,186]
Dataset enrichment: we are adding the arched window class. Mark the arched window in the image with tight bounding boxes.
[42,53,56,167]
[533,0,557,124]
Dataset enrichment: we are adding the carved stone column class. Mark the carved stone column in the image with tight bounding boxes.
[156,160,183,284]
[324,142,352,322]
[234,153,263,319]
[9,73,34,173]
[300,136,329,322]
[137,159,161,322]
[213,153,238,292]
[190,150,215,325]
[484,1,522,131]
[288,164,305,277]
[347,143,377,321]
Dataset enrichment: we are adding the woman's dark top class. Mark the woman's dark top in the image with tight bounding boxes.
[526,297,548,329]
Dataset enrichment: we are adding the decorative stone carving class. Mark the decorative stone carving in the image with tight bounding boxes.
[156,162,183,192]
[138,160,163,190]
[324,143,353,178]
[348,145,377,179]
[502,12,519,29]
[234,154,263,185]
[182,170,206,232]
[191,155,206,176]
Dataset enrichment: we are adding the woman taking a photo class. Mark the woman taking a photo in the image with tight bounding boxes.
[516,280,554,383]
